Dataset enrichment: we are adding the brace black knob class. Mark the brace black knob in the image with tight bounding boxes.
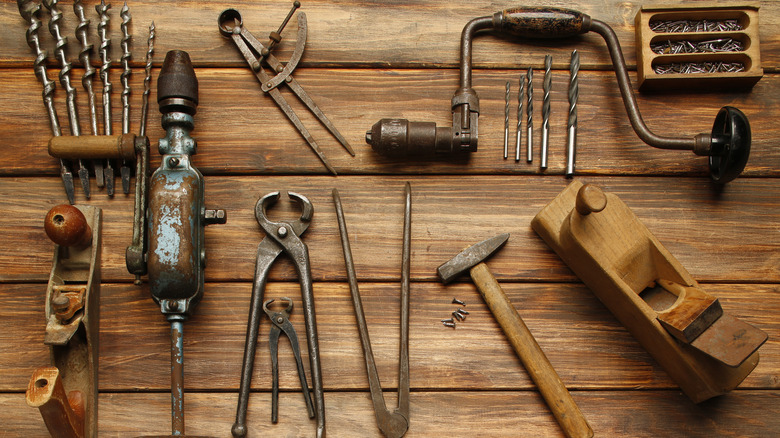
[709,106,751,184]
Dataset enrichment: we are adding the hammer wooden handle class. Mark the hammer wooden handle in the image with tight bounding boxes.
[470,262,593,438]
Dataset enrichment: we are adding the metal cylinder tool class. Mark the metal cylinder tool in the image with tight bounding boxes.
[366,7,750,183]
[141,50,226,437]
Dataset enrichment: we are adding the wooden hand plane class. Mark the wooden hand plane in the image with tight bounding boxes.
[532,181,767,403]
[27,205,101,437]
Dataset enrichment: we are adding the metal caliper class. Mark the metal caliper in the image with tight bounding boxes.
[218,2,353,175]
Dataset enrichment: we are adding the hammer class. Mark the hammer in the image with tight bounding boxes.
[437,234,593,438]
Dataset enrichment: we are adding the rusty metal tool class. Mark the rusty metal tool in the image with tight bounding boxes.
[74,0,104,189]
[233,191,324,438]
[332,184,411,438]
[566,50,579,177]
[526,67,533,163]
[17,0,75,204]
[136,50,225,437]
[263,298,315,424]
[437,234,593,438]
[532,181,768,403]
[515,74,524,162]
[219,3,354,176]
[27,204,102,438]
[119,1,132,194]
[366,7,750,183]
[541,55,552,170]
[43,0,91,199]
[95,0,115,195]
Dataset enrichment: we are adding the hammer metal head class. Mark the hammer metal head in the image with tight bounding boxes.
[437,233,509,284]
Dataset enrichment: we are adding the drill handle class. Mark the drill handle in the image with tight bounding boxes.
[492,7,591,38]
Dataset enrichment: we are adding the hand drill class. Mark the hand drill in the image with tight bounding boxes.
[144,50,226,437]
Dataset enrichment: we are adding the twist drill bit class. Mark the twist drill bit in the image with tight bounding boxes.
[567,50,579,178]
[503,81,510,159]
[96,0,114,196]
[74,0,104,188]
[119,1,132,194]
[526,67,533,163]
[515,74,524,162]
[44,0,90,198]
[139,22,154,138]
[541,54,552,170]
[18,0,74,204]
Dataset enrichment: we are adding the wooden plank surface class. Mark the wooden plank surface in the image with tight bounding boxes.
[1,0,778,436]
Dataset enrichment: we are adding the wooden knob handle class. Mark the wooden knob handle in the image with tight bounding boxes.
[575,184,607,216]
[48,133,137,161]
[470,263,593,438]
[26,366,84,438]
[44,205,92,248]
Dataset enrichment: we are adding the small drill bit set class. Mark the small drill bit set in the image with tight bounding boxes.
[504,52,579,176]
[17,0,155,203]
[634,4,763,91]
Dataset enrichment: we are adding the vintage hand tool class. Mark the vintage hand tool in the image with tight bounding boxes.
[137,50,226,437]
[263,298,315,424]
[17,0,75,204]
[437,234,593,438]
[566,50,579,177]
[532,181,768,403]
[366,7,750,183]
[43,0,91,198]
[119,1,133,194]
[233,191,324,438]
[515,74,524,162]
[73,0,104,188]
[96,0,115,195]
[332,184,411,438]
[503,82,510,159]
[526,67,534,163]
[27,204,102,438]
[218,3,354,176]
[541,55,552,170]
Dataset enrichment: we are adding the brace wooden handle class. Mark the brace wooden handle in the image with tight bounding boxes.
[48,134,137,161]
[26,366,85,438]
[470,263,593,438]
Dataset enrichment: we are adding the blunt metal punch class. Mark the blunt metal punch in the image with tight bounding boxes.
[27,204,102,438]
[219,2,354,175]
[532,181,767,403]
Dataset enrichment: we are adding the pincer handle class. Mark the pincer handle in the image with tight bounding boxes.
[492,7,591,38]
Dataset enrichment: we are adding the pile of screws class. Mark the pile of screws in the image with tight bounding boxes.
[653,61,745,75]
[650,38,744,54]
[441,298,469,328]
[650,19,742,33]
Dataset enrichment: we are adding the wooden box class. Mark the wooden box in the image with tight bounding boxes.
[634,4,763,91]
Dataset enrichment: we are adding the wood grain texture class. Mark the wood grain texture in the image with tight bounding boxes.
[1,0,777,436]
[1,0,779,70]
[1,282,776,392]
[2,390,780,437]
[1,68,778,176]
[1,176,777,283]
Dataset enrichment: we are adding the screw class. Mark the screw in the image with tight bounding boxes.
[168,157,180,167]
[442,322,456,328]
[457,308,470,316]
[441,318,455,324]
[452,298,466,306]
[452,311,464,321]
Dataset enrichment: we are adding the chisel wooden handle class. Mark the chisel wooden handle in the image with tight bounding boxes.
[470,262,593,438]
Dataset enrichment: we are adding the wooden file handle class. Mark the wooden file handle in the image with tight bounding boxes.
[470,262,593,438]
